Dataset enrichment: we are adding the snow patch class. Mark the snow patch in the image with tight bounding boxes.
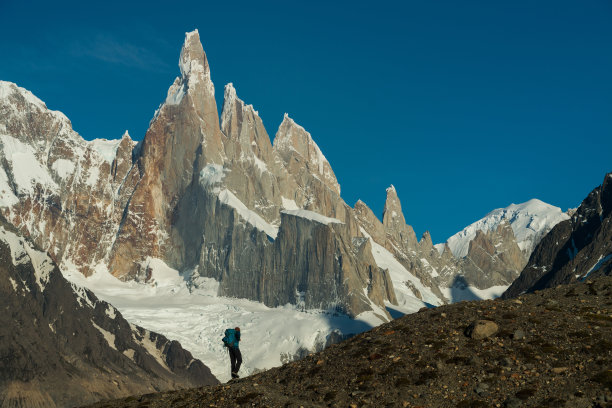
[106,305,117,319]
[8,277,18,292]
[281,209,342,226]
[440,283,509,302]
[165,78,186,106]
[70,282,96,309]
[219,189,278,239]
[0,226,54,292]
[88,138,122,163]
[51,159,75,179]
[363,228,441,309]
[92,321,117,350]
[85,165,100,187]
[0,166,18,207]
[199,164,227,190]
[133,326,170,372]
[0,134,58,195]
[582,253,612,280]
[123,349,135,361]
[281,197,300,211]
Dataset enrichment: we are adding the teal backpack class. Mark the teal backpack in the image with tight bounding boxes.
[222,328,239,348]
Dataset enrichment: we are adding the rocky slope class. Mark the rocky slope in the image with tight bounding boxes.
[83,275,612,408]
[504,172,612,298]
[0,216,218,408]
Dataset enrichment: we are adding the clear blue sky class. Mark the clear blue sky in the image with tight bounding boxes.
[1,0,611,243]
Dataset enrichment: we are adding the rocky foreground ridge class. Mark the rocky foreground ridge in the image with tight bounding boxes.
[0,30,571,319]
[0,217,217,408]
[85,275,612,408]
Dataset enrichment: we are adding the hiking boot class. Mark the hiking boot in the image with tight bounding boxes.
[231,372,239,379]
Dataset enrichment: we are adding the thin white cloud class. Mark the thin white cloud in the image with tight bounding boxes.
[69,34,170,72]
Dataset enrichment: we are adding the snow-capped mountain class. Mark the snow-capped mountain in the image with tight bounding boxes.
[504,172,612,297]
[443,199,570,258]
[0,28,579,387]
[0,31,397,320]
[0,216,217,408]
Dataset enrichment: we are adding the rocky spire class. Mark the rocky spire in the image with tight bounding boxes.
[420,231,433,249]
[220,83,273,165]
[273,114,340,195]
[109,30,226,277]
[354,199,385,244]
[382,185,406,229]
[382,185,418,249]
[179,30,212,93]
[161,30,221,139]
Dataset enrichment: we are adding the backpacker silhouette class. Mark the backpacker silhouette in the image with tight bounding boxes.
[222,327,242,379]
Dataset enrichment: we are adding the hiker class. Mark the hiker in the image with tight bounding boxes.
[222,327,242,378]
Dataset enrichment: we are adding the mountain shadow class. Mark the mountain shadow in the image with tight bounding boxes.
[449,275,482,302]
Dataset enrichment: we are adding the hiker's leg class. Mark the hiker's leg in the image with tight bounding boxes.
[229,347,237,374]
[235,348,242,372]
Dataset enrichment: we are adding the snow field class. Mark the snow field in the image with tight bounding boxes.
[63,261,382,383]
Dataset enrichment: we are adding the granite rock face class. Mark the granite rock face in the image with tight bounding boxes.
[504,172,612,298]
[0,217,217,408]
[0,31,397,318]
[459,220,526,289]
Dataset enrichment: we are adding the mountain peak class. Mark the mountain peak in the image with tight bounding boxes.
[443,198,570,258]
[420,231,433,247]
[179,29,210,88]
[224,82,237,101]
[383,185,406,228]
[273,115,340,195]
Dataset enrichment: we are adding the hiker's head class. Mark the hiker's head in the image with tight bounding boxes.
[235,327,240,331]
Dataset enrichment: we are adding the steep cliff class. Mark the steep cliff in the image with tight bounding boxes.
[0,31,401,318]
[504,172,612,298]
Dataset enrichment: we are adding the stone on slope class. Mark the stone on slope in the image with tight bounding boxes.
[464,319,499,339]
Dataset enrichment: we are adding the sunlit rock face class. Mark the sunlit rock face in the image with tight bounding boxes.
[0,31,397,319]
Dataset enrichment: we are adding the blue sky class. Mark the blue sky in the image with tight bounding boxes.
[1,0,611,243]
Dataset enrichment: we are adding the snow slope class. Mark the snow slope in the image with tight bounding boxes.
[63,261,392,383]
[443,199,569,258]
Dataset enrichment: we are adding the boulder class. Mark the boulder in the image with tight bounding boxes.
[465,320,499,339]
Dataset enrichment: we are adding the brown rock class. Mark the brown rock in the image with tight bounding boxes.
[465,320,499,339]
